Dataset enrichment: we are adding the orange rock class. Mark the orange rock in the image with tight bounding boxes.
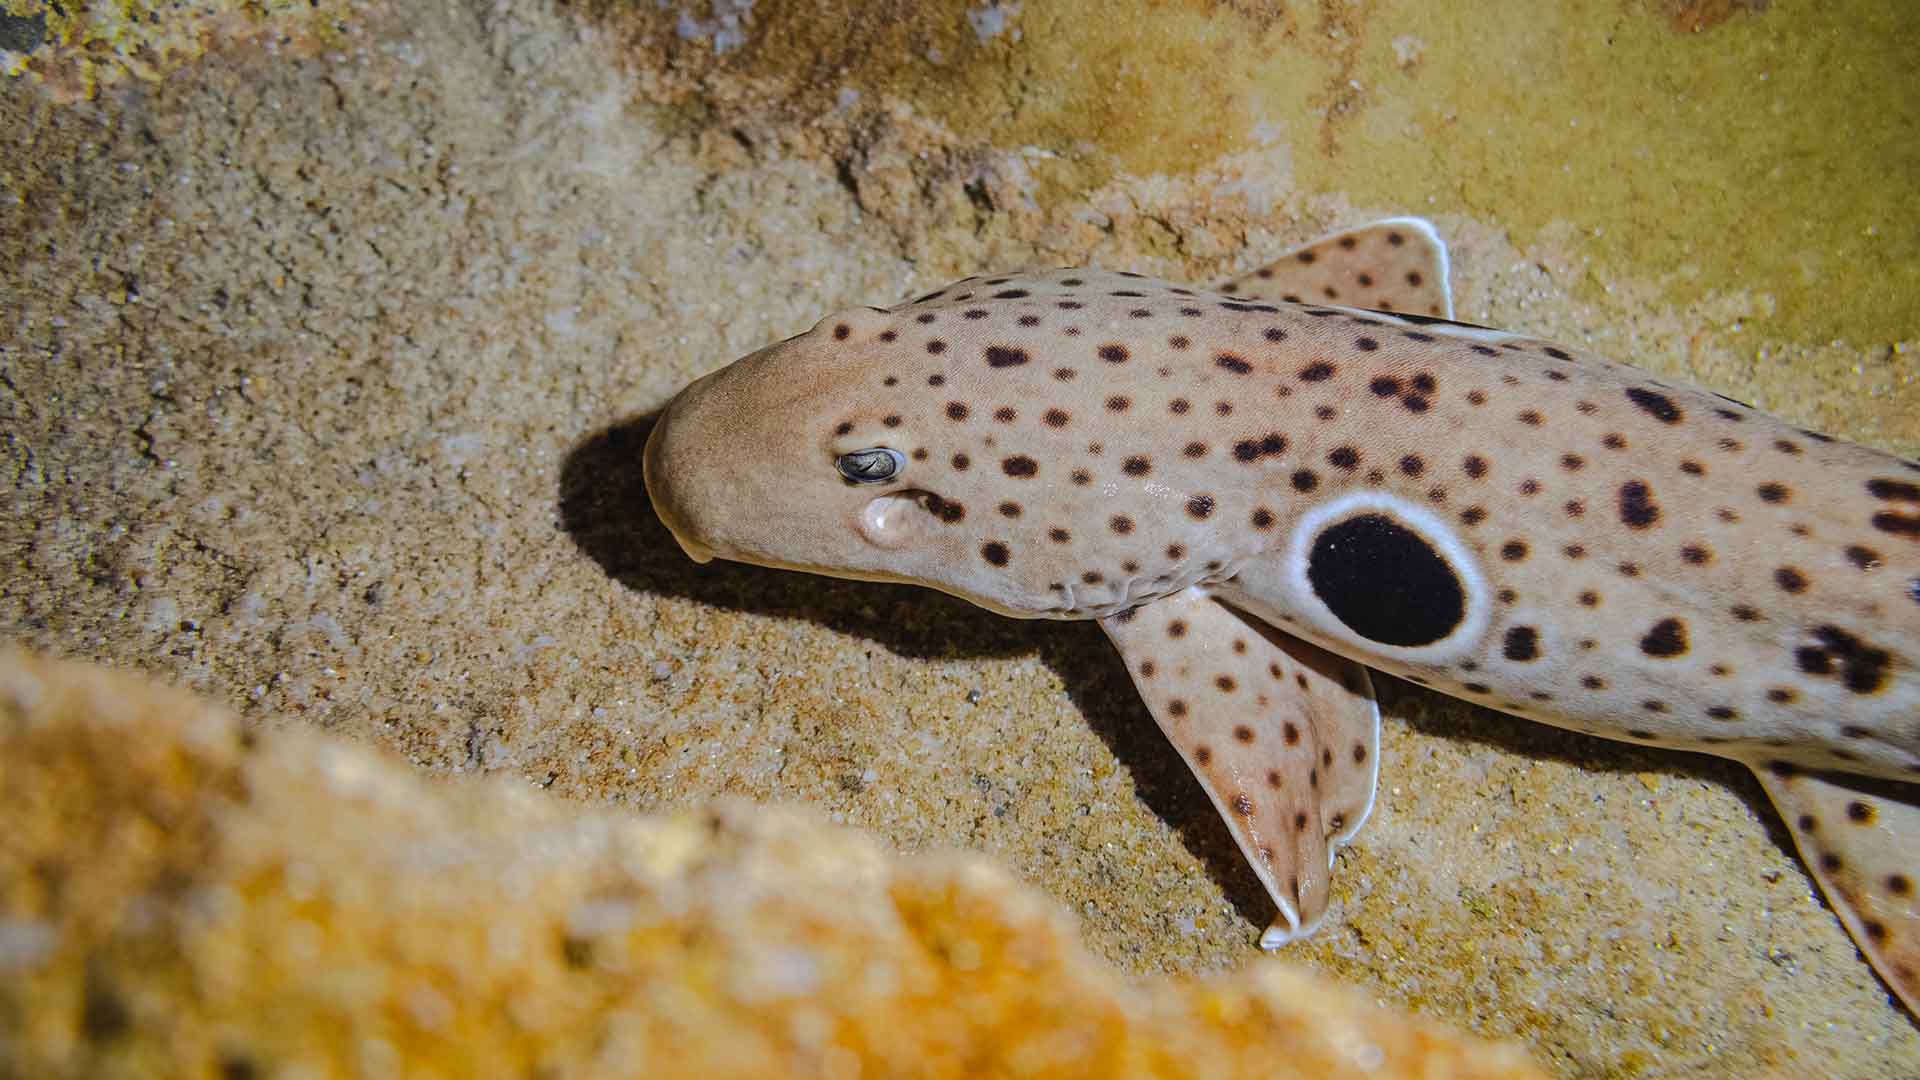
[0,648,1542,1079]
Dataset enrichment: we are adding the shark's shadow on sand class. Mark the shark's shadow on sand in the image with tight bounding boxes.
[560,412,1781,938]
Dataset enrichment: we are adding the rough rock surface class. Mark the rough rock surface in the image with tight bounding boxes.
[0,647,1545,1078]
[1,2,1916,1077]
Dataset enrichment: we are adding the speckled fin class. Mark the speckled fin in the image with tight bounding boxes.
[1751,763,1920,1015]
[1218,217,1453,318]
[1100,588,1380,948]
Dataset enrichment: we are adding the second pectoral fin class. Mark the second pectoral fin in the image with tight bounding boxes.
[1100,588,1381,948]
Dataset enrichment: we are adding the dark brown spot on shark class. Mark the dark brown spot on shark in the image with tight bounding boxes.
[1639,618,1688,658]
[1503,626,1540,661]
[1844,545,1882,570]
[1626,387,1683,423]
[1619,480,1660,529]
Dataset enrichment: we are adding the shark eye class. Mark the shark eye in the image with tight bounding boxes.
[836,447,906,484]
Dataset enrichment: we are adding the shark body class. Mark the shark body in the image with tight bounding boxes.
[641,219,1920,1015]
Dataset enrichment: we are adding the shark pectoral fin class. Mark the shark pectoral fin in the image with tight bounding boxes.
[1219,216,1453,319]
[1100,588,1381,949]
[1749,761,1920,1014]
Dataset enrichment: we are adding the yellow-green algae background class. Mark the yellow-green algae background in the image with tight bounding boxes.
[2,1,1917,1077]
[584,0,1920,347]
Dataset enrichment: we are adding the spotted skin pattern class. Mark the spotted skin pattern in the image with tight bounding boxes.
[643,220,1920,1015]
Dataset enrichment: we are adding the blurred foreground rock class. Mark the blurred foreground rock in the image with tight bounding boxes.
[0,648,1542,1079]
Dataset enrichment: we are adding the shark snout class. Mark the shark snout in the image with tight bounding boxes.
[642,410,716,565]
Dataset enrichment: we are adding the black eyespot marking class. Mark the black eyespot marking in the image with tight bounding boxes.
[1639,618,1688,658]
[1354,337,1379,352]
[1002,456,1038,478]
[1252,507,1275,530]
[1462,455,1488,479]
[1110,514,1134,535]
[1098,344,1130,364]
[1307,514,1466,647]
[1291,470,1318,492]
[1299,362,1335,381]
[1618,480,1661,529]
[1123,456,1152,477]
[1328,447,1360,470]
[1370,376,1400,397]
[1626,387,1683,424]
[1503,626,1540,661]
[1215,353,1253,374]
[985,345,1030,368]
[981,542,1010,566]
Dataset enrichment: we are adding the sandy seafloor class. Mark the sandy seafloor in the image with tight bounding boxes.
[2,1,1917,1076]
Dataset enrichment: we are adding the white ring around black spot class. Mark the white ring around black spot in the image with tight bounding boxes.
[1283,492,1490,664]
